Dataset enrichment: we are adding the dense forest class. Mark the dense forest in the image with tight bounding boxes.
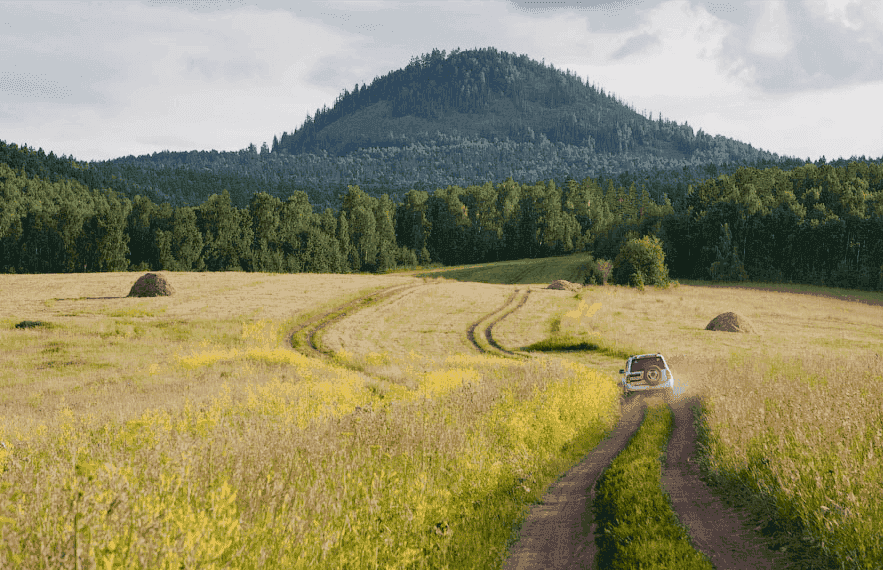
[274,47,779,160]
[2,140,883,291]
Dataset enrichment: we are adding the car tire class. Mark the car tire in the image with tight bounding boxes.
[645,365,664,386]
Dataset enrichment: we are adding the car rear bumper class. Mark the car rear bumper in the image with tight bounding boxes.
[622,378,674,392]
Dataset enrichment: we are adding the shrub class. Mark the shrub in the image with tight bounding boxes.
[582,258,612,286]
[396,245,418,269]
[611,236,673,290]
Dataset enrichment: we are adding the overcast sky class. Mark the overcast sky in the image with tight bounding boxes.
[1,0,881,163]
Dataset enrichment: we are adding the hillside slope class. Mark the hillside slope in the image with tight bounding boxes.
[275,46,779,165]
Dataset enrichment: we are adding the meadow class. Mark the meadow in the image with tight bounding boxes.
[1,255,882,568]
[0,268,621,569]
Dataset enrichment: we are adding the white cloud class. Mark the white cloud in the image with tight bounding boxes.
[0,0,881,162]
[748,1,793,57]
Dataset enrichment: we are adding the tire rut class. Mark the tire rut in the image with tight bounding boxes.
[466,288,527,356]
[503,393,649,569]
[663,395,792,569]
[486,289,530,356]
[285,283,419,357]
[505,391,798,569]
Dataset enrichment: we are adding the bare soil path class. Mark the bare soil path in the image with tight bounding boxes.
[503,393,649,569]
[663,395,792,570]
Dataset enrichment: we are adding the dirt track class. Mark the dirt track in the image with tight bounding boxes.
[285,283,420,356]
[503,391,793,569]
[503,392,648,569]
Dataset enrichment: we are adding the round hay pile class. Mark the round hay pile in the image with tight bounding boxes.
[128,272,175,298]
[705,312,756,333]
[547,280,582,292]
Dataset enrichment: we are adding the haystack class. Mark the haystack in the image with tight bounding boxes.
[705,312,756,333]
[128,272,175,298]
[547,280,582,292]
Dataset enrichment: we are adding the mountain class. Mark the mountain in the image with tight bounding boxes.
[274,46,780,164]
[86,47,799,211]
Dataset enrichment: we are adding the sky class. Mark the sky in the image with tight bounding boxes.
[1,0,881,163]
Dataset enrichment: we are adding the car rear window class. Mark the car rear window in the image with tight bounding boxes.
[629,356,665,372]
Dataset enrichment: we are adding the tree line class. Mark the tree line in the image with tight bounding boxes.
[2,154,883,292]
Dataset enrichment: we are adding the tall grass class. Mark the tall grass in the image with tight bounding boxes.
[688,350,883,568]
[0,319,621,568]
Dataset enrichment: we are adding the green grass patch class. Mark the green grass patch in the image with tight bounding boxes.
[9,319,55,330]
[594,402,714,569]
[523,333,639,361]
[415,252,595,285]
[106,304,164,318]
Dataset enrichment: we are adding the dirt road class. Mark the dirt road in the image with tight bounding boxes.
[503,393,648,569]
[504,390,793,569]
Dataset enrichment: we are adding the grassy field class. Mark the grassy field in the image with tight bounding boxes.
[1,255,882,568]
[0,269,621,569]
[411,253,593,286]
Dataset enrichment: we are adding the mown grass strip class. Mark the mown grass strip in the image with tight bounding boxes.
[594,402,714,569]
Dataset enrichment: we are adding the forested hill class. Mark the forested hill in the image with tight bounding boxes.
[274,46,780,163]
[86,46,808,211]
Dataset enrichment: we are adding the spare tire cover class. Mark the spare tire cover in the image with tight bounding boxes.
[645,365,664,386]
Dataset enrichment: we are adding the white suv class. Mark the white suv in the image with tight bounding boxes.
[619,353,675,396]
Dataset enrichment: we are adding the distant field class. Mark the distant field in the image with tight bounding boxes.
[412,252,593,285]
[1,260,881,568]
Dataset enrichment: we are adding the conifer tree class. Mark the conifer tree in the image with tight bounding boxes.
[336,211,355,272]
[709,223,749,281]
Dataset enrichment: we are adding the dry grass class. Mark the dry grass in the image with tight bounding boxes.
[0,271,412,424]
[323,279,518,359]
[2,266,882,568]
[0,270,620,569]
